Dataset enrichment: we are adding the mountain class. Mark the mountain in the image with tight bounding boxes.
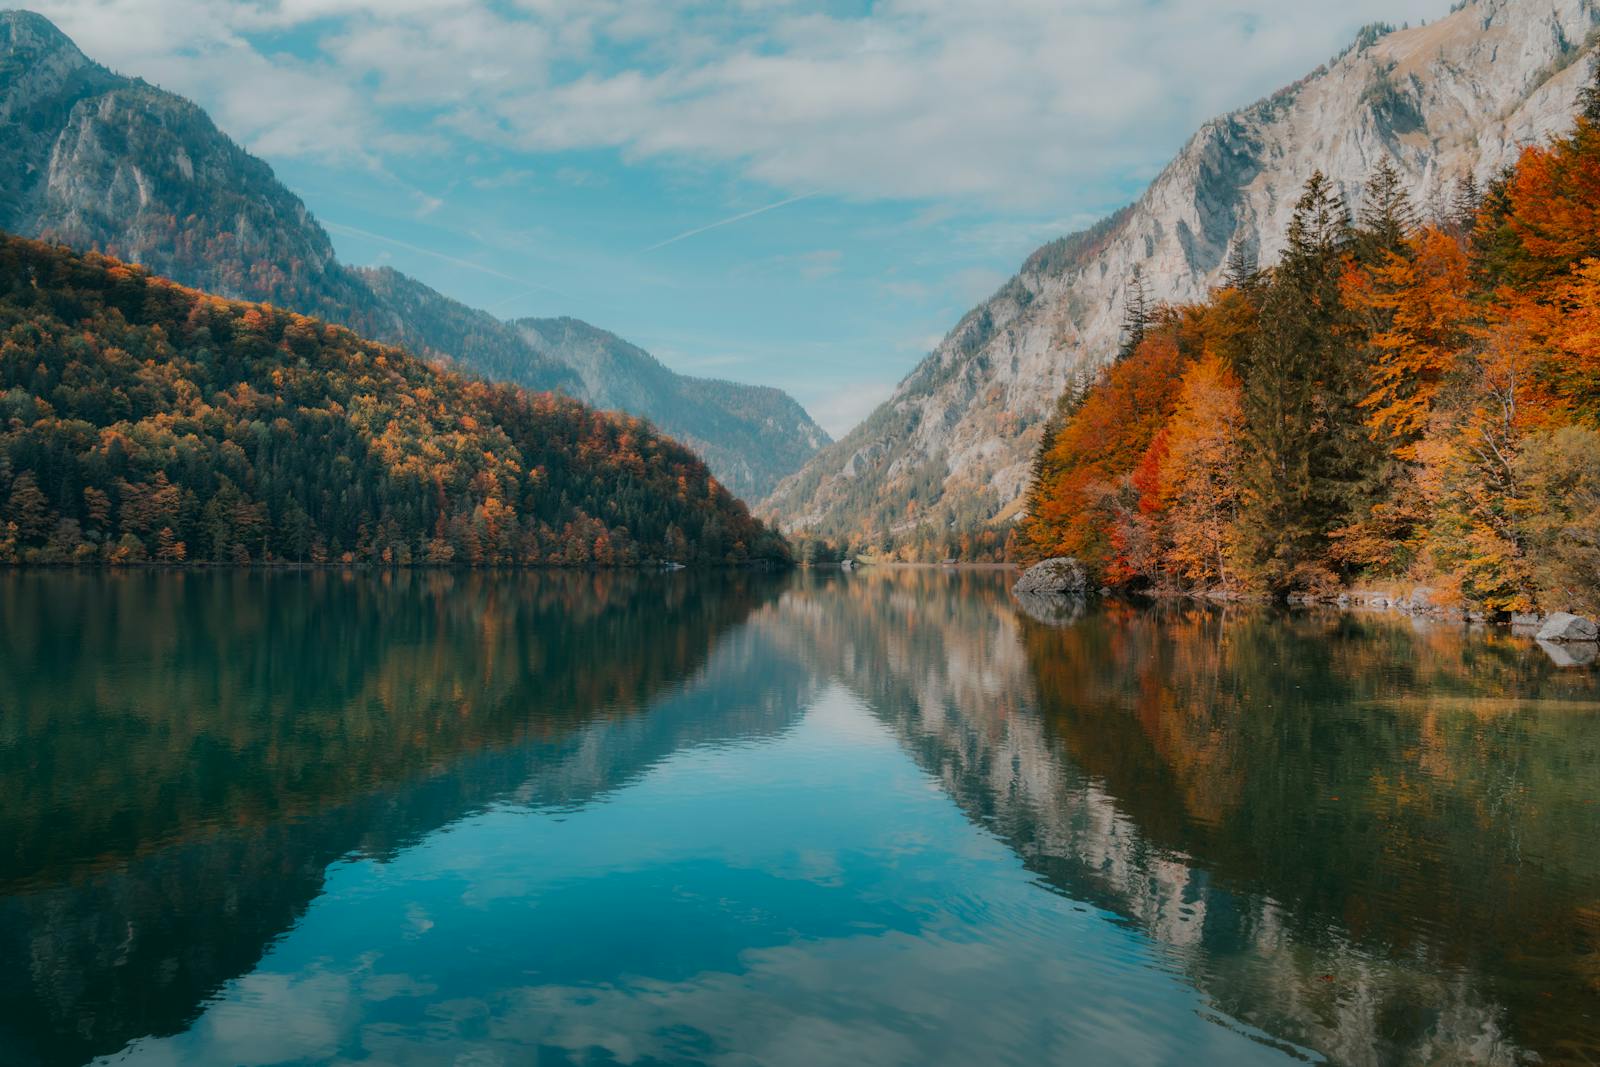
[0,9,828,502]
[0,233,788,565]
[763,0,1600,557]
[515,317,830,501]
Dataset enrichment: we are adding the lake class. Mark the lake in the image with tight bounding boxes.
[2,568,1598,1066]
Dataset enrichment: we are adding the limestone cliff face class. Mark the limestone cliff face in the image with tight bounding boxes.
[764,0,1600,548]
[0,10,827,501]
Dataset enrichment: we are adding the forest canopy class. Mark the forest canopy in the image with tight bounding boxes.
[0,234,789,567]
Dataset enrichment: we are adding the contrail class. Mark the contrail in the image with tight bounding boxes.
[644,194,814,252]
[324,221,566,297]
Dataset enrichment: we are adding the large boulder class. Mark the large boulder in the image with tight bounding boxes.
[1536,612,1599,643]
[1013,558,1089,598]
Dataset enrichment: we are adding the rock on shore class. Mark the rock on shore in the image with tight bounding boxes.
[1537,612,1600,643]
[1013,558,1089,598]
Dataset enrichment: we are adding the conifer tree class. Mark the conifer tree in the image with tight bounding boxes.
[1118,265,1151,360]
[1468,167,1521,289]
[1447,172,1481,235]
[6,473,50,542]
[1222,241,1260,291]
[1236,172,1371,594]
[1355,158,1418,262]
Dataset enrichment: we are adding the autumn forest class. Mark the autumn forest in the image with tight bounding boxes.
[0,236,787,567]
[1015,72,1600,616]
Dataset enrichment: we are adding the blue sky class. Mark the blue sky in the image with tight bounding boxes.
[34,0,1449,436]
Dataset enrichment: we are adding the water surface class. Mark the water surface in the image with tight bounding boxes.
[2,569,1598,1066]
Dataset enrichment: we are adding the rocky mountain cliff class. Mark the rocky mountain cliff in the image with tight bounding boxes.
[763,0,1600,553]
[0,10,828,502]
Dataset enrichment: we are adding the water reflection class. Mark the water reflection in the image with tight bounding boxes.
[772,572,1600,1066]
[1011,604,1600,1067]
[0,569,801,1066]
[1,569,1597,1066]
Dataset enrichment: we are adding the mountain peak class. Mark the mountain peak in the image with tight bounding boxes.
[0,10,86,64]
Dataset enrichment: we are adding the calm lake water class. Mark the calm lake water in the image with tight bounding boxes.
[2,569,1599,1067]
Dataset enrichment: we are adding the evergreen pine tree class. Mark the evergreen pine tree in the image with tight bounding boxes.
[1236,171,1373,595]
[1222,240,1260,290]
[1018,368,1100,557]
[1468,167,1522,289]
[1447,172,1481,235]
[1117,265,1151,360]
[6,472,51,543]
[1355,158,1418,262]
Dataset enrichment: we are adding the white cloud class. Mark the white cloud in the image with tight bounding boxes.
[31,0,1455,208]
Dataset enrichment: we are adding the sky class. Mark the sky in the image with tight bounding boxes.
[31,0,1451,437]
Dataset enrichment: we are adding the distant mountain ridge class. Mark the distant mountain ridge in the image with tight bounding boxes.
[515,317,829,502]
[763,0,1600,555]
[0,9,828,501]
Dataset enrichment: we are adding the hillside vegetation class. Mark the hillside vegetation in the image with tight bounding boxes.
[0,234,787,566]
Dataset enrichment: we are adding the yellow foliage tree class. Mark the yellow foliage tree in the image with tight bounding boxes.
[1156,353,1245,591]
[1345,226,1473,458]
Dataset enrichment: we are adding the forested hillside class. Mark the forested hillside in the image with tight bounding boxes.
[0,10,827,500]
[1015,75,1600,615]
[0,234,788,566]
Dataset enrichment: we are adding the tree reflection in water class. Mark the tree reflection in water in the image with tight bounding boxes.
[2,568,1597,1066]
[771,570,1600,1066]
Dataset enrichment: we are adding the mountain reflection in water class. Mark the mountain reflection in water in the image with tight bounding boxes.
[1,568,1596,1066]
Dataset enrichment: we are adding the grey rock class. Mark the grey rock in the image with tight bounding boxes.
[1536,612,1599,643]
[1013,558,1089,598]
